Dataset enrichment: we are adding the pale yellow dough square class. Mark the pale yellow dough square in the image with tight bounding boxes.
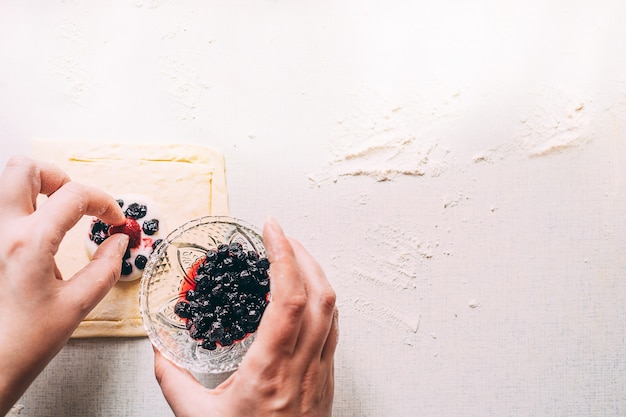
[32,141,230,338]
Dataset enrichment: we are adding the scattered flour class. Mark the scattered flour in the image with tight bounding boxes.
[311,87,594,184]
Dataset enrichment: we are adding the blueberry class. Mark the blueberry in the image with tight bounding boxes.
[188,322,204,340]
[195,315,213,333]
[174,301,192,319]
[220,256,235,270]
[247,309,261,324]
[238,270,253,286]
[220,333,234,346]
[90,220,110,245]
[232,303,246,319]
[125,203,147,219]
[91,219,109,234]
[201,339,217,350]
[217,244,229,260]
[228,242,243,258]
[231,324,246,341]
[92,232,107,245]
[207,322,225,342]
[135,254,147,270]
[256,258,270,271]
[142,219,159,235]
[229,242,243,252]
[121,260,132,276]
[152,239,163,251]
[205,250,218,263]
[242,320,258,333]
[195,274,212,293]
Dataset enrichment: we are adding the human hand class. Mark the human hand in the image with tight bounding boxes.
[154,217,338,417]
[0,156,129,414]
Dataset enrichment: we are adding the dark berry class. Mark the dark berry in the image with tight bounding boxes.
[247,309,261,324]
[207,322,225,342]
[152,239,163,250]
[91,219,109,235]
[125,203,147,219]
[220,333,233,346]
[174,301,192,319]
[188,322,204,340]
[242,320,258,333]
[92,232,107,245]
[121,260,132,276]
[201,339,217,350]
[195,274,212,293]
[223,256,236,270]
[123,247,131,260]
[90,220,110,245]
[228,242,243,258]
[231,324,246,341]
[116,199,124,208]
[135,254,148,270]
[217,244,230,260]
[142,219,159,235]
[232,302,246,318]
[238,270,253,286]
[256,258,270,271]
[205,250,218,263]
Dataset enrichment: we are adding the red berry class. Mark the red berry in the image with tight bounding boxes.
[110,218,142,249]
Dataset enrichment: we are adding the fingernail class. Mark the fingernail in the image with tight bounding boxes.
[115,234,130,256]
[264,216,283,237]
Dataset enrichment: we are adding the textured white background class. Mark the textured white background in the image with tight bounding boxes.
[2,1,626,416]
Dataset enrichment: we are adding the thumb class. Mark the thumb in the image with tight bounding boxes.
[153,347,212,414]
[63,233,129,319]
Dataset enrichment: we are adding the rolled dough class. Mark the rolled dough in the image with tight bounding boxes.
[32,141,229,337]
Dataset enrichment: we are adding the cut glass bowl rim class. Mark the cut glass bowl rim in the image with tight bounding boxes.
[139,216,265,374]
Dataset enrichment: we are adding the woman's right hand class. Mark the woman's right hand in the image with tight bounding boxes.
[154,217,338,417]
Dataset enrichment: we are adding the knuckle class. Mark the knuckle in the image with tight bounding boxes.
[61,180,84,195]
[6,155,36,170]
[0,222,36,258]
[318,287,337,313]
[60,181,87,211]
[283,293,308,316]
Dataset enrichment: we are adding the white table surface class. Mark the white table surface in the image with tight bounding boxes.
[2,1,626,416]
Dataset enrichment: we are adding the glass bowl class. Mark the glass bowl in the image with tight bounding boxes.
[139,216,266,374]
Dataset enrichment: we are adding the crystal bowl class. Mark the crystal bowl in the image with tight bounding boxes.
[139,216,266,374]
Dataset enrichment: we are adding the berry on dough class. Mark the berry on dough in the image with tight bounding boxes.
[86,195,168,281]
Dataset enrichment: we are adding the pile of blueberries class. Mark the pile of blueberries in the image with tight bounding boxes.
[174,242,271,350]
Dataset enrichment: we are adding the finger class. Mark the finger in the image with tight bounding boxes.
[0,156,70,217]
[32,181,125,252]
[253,217,307,356]
[153,347,211,415]
[321,307,339,363]
[288,238,336,359]
[61,234,129,320]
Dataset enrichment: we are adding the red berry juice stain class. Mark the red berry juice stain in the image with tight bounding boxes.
[179,257,204,300]
[142,237,153,248]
